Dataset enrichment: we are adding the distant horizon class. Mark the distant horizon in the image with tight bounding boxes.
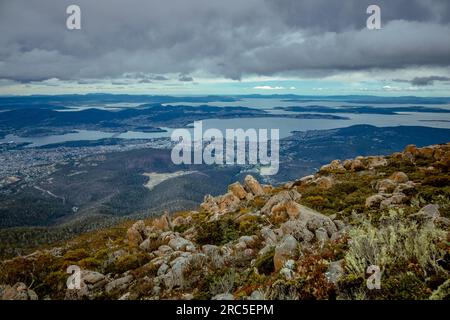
[1,93,450,99]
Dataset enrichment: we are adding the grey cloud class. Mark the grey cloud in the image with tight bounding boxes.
[138,79,153,84]
[179,74,194,82]
[411,76,450,86]
[0,0,450,83]
[265,0,448,33]
[394,76,450,86]
[151,75,169,81]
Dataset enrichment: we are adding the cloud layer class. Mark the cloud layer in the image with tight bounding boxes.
[1,0,450,85]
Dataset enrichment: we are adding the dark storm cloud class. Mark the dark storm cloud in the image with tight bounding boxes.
[394,76,450,86]
[264,0,450,32]
[0,0,450,82]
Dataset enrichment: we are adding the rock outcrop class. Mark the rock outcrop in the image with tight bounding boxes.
[244,175,265,196]
[1,143,449,300]
[0,283,38,300]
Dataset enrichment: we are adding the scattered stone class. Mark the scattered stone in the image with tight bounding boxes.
[200,194,219,214]
[248,290,265,300]
[201,192,241,216]
[237,235,257,248]
[119,292,131,300]
[262,184,273,193]
[297,205,334,228]
[168,236,195,252]
[155,245,174,256]
[375,179,397,193]
[417,147,435,159]
[126,220,146,246]
[315,176,334,190]
[410,204,441,224]
[105,275,133,294]
[417,204,440,219]
[139,238,152,251]
[216,192,241,213]
[322,219,338,236]
[172,216,188,228]
[0,283,38,300]
[389,172,409,183]
[153,213,172,231]
[283,181,295,189]
[157,263,169,276]
[228,182,248,200]
[82,270,105,286]
[315,227,329,243]
[320,160,346,173]
[435,217,450,228]
[394,181,415,194]
[350,159,365,171]
[330,231,345,242]
[261,190,300,215]
[326,260,344,285]
[280,220,314,242]
[367,156,388,169]
[182,293,194,300]
[365,194,386,208]
[298,175,315,184]
[380,192,408,209]
[165,255,191,289]
[285,200,301,219]
[280,267,294,280]
[404,144,417,154]
[333,219,346,231]
[244,175,265,196]
[261,227,278,246]
[212,293,234,300]
[274,235,298,272]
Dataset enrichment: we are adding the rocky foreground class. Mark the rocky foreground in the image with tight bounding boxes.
[1,144,449,300]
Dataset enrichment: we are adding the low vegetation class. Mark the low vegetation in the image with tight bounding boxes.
[0,143,449,300]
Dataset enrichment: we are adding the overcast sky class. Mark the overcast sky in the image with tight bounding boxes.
[1,0,450,95]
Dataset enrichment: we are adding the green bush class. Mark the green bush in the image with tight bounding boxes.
[195,218,241,246]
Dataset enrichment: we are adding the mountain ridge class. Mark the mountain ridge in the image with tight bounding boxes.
[1,143,449,300]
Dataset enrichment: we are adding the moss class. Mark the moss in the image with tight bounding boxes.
[374,272,431,300]
[0,252,64,298]
[337,273,366,296]
[173,224,190,234]
[63,248,90,262]
[105,252,151,274]
[423,175,450,188]
[239,220,260,236]
[35,270,67,299]
[195,218,241,246]
[249,196,266,210]
[79,256,103,270]
[131,261,160,280]
[303,196,329,210]
[298,172,376,217]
